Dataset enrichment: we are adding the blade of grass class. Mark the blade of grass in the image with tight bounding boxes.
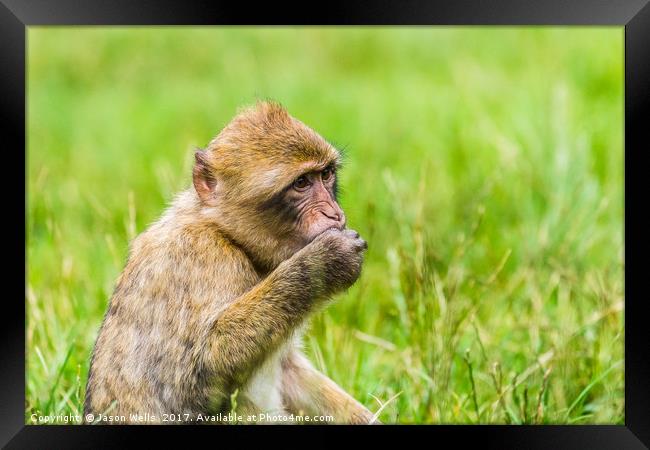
[564,359,623,421]
[44,342,74,414]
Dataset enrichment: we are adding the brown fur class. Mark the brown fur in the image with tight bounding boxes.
[84,101,375,424]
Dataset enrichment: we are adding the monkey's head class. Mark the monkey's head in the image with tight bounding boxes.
[193,101,346,271]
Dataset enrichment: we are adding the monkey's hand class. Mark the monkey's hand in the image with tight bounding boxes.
[301,228,367,297]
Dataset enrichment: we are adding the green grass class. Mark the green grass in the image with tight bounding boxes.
[26,27,624,424]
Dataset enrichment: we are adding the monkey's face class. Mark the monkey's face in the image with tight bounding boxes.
[272,162,345,246]
[206,160,345,270]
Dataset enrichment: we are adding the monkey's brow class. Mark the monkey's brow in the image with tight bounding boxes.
[301,159,339,172]
[294,163,337,181]
[308,162,337,174]
[265,159,339,195]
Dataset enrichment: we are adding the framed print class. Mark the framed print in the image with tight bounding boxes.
[2,0,649,447]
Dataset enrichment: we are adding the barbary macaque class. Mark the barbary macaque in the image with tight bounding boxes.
[84,101,376,424]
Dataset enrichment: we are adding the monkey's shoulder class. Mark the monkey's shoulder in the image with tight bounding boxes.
[134,215,255,269]
[111,220,259,312]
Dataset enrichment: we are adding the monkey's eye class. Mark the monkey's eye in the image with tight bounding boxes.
[293,175,310,191]
[322,166,335,182]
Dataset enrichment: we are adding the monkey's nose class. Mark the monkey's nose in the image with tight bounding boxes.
[321,210,342,222]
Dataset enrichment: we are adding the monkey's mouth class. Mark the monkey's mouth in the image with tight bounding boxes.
[320,222,345,235]
[304,226,342,244]
[324,217,346,232]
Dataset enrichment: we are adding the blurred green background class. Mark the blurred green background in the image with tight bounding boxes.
[27,27,624,424]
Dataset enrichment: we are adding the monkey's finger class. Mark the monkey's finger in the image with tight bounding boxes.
[342,229,361,240]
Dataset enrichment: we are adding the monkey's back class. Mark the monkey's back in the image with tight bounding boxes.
[84,192,261,422]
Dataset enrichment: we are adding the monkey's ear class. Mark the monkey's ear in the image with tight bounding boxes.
[193,150,219,206]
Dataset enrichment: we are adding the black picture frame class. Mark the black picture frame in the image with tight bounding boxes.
[3,1,648,447]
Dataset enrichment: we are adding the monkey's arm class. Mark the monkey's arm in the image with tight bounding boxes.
[208,232,344,385]
[207,229,365,407]
[209,261,314,384]
[280,351,377,424]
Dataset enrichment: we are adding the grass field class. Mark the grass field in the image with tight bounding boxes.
[26,27,624,424]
